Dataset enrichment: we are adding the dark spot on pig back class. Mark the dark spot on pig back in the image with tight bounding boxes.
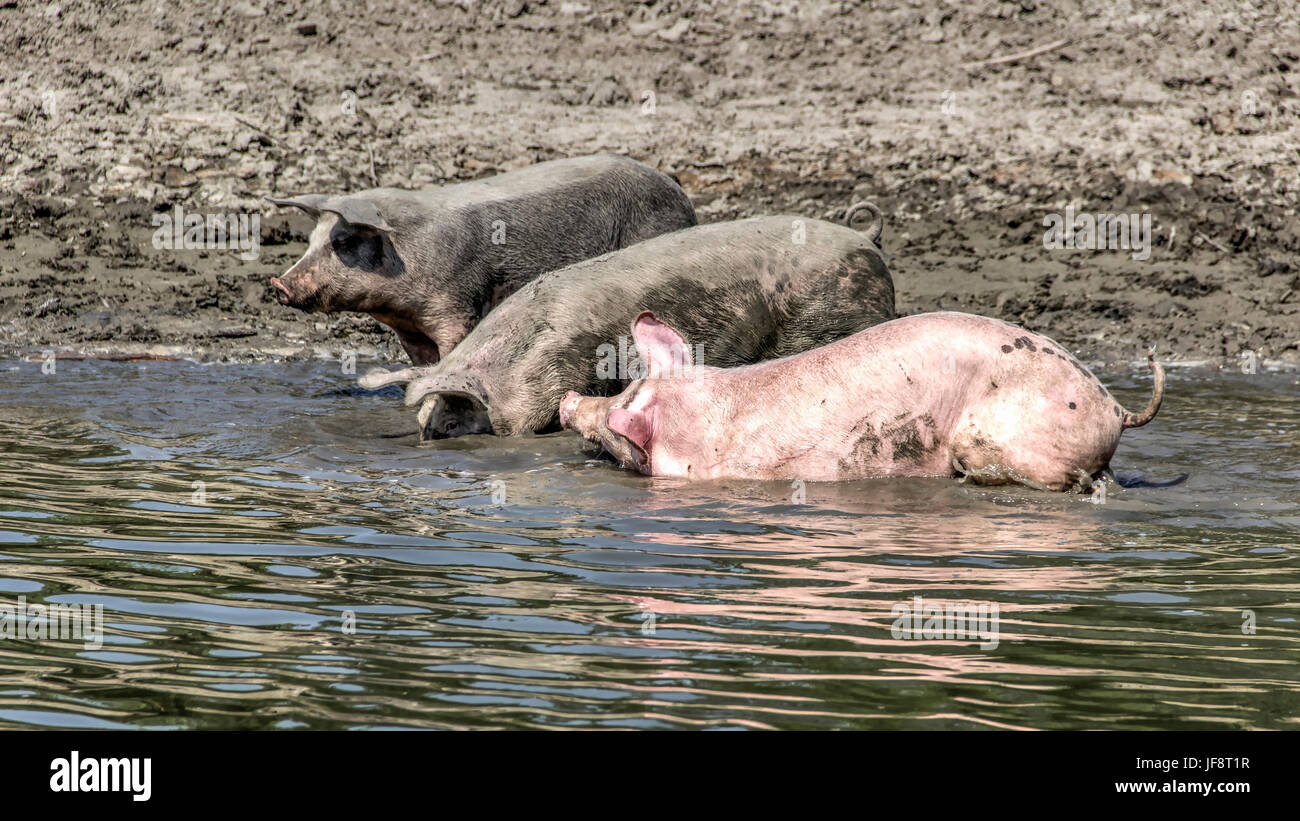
[1068,402,1076,410]
[1001,344,1013,354]
[1020,336,1037,352]
[1042,347,1054,356]
[1114,405,1121,417]
[1013,339,1024,350]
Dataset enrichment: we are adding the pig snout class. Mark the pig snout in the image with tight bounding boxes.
[560,391,608,440]
[269,270,321,310]
[559,391,584,430]
[269,276,293,305]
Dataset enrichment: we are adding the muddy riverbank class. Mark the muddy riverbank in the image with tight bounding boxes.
[2,0,1298,367]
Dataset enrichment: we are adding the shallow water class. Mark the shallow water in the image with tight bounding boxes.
[0,357,1296,730]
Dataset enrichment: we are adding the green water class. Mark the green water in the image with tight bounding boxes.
[0,357,1296,729]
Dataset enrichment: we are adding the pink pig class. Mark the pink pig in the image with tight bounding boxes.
[559,311,1164,491]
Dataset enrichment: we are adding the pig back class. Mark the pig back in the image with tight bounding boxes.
[453,216,895,430]
[366,154,697,304]
[535,215,893,367]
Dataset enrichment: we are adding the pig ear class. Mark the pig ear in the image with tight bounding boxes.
[358,367,423,390]
[631,311,693,379]
[265,194,330,218]
[608,408,652,455]
[403,371,490,411]
[319,196,393,234]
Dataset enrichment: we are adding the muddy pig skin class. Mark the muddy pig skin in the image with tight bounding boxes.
[359,212,895,439]
[267,154,696,364]
[559,311,1165,491]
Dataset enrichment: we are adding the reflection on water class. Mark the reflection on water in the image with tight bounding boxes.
[0,358,1296,729]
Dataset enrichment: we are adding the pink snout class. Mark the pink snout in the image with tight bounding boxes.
[559,391,583,429]
[269,276,293,305]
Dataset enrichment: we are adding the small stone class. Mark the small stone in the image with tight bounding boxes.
[657,18,691,43]
[163,167,198,187]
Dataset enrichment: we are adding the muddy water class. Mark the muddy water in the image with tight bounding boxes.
[0,357,1296,730]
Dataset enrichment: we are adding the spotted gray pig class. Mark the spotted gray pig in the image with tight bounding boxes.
[267,154,696,364]
[359,210,895,438]
[560,311,1164,491]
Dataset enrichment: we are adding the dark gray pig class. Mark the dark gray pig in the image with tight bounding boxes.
[266,154,696,364]
[359,208,894,438]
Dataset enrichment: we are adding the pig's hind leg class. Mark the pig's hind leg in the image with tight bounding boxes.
[949,426,1092,492]
[949,455,1055,492]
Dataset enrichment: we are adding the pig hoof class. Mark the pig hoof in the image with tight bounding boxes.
[1072,469,1098,494]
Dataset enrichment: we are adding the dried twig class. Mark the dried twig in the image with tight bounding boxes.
[368,145,378,187]
[1196,231,1231,254]
[232,114,276,141]
[963,38,1070,70]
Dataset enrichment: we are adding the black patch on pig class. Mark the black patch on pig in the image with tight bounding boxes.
[989,380,998,390]
[886,414,937,463]
[1113,405,1121,417]
[890,424,926,461]
[1019,336,1036,352]
[1043,347,1054,356]
[840,422,882,472]
[1001,344,1013,353]
[1068,402,1076,410]
[1013,338,1024,349]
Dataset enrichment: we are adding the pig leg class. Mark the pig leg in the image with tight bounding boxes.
[394,330,441,365]
[371,311,445,365]
[950,456,1055,492]
[951,435,1099,492]
[390,321,470,366]
[430,322,470,362]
